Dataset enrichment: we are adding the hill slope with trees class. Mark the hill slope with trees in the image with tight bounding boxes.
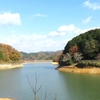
[58,28,100,68]
[21,50,62,62]
[0,43,22,63]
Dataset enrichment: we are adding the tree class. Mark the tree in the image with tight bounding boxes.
[53,52,62,62]
[0,50,4,60]
[58,53,73,66]
[72,52,83,63]
[69,46,79,54]
[26,73,57,100]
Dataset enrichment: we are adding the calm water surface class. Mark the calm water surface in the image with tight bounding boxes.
[0,63,100,100]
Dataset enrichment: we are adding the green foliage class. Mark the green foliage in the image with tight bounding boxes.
[0,50,4,60]
[58,53,74,66]
[58,28,100,67]
[63,28,100,59]
[76,60,100,68]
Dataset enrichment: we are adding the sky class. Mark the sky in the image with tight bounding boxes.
[0,0,100,53]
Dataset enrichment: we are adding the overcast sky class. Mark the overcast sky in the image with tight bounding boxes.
[0,0,100,53]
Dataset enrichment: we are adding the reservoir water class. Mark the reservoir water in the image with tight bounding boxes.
[0,63,100,100]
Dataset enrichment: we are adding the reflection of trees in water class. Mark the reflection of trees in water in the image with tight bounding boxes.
[59,72,100,100]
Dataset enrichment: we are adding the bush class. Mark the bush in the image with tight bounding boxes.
[76,60,100,68]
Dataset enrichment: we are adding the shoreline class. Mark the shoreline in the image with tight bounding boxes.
[57,66,100,74]
[0,64,23,70]
[0,98,13,100]
[52,62,58,65]
[23,60,52,64]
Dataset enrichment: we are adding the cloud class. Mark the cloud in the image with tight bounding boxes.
[83,0,100,10]
[82,16,92,24]
[0,12,21,26]
[80,27,100,34]
[49,31,59,36]
[34,13,47,17]
[57,24,81,36]
[30,13,48,20]
[0,24,99,53]
[0,33,65,52]
[58,24,76,32]
[49,31,66,36]
[49,24,79,37]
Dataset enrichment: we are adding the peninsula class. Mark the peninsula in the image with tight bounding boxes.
[55,28,100,74]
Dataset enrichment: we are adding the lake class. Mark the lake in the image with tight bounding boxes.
[0,63,100,100]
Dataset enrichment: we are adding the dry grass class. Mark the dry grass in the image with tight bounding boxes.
[58,66,100,74]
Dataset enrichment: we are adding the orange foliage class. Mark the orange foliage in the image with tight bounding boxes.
[69,46,79,54]
[0,43,22,62]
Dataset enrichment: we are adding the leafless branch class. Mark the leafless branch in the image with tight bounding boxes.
[44,91,51,100]
[26,74,42,100]
[52,93,57,100]
[26,73,57,100]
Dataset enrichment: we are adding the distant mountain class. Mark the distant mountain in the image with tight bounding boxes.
[20,50,62,61]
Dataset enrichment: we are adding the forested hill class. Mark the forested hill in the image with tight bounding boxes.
[21,50,62,61]
[58,28,100,66]
[63,28,100,59]
[0,43,22,63]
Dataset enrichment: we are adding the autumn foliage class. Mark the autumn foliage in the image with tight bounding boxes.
[69,46,79,54]
[0,43,22,63]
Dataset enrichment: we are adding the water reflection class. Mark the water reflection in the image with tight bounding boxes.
[1,63,100,100]
[59,72,100,100]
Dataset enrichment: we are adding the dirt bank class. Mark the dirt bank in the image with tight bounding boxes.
[0,64,23,70]
[57,66,100,74]
[0,98,13,100]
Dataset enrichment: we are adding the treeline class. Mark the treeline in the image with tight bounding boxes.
[0,43,62,63]
[21,50,62,61]
[57,28,100,67]
[0,43,22,63]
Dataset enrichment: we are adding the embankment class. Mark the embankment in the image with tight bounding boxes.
[0,64,23,70]
[0,98,13,100]
[57,66,100,74]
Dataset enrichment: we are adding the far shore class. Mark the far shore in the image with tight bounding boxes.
[23,60,53,64]
[57,65,100,74]
[52,62,58,65]
[0,64,23,70]
[0,98,13,100]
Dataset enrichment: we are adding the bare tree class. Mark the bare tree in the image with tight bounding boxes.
[44,91,51,100]
[52,93,57,100]
[26,73,54,100]
[26,73,42,100]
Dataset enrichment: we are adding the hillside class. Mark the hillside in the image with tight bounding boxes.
[0,43,22,63]
[0,43,62,63]
[21,50,62,62]
[58,28,100,68]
